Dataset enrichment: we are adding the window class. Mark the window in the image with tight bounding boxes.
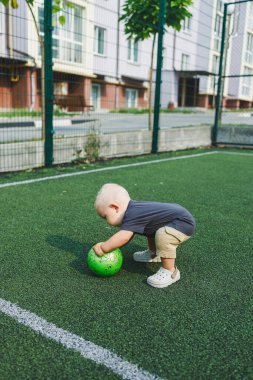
[214,13,223,52]
[182,17,192,31]
[245,33,253,65]
[38,2,84,64]
[181,54,190,70]
[214,0,225,53]
[94,26,106,55]
[38,6,44,34]
[217,0,223,13]
[127,39,139,63]
[210,55,219,91]
[248,2,253,30]
[126,89,138,108]
[242,67,253,97]
[54,82,68,95]
[91,84,101,109]
[0,5,4,35]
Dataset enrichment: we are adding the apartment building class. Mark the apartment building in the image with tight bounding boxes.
[0,4,30,109]
[92,0,150,110]
[160,0,213,108]
[227,1,253,108]
[160,0,253,109]
[0,0,95,112]
[0,0,252,111]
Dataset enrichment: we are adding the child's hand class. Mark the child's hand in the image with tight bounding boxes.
[93,242,105,256]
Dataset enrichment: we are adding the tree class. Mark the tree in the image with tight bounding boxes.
[0,0,67,23]
[120,0,193,130]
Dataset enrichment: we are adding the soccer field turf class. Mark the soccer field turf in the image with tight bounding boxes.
[0,149,252,379]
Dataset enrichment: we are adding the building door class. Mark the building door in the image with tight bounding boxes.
[126,88,138,108]
[178,78,199,107]
[91,84,101,110]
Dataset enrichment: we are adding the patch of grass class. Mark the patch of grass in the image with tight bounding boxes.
[172,124,211,128]
[0,314,121,380]
[161,108,202,114]
[224,108,253,113]
[109,108,199,114]
[0,137,42,144]
[0,148,211,184]
[0,150,253,379]
[0,109,80,118]
[221,123,253,128]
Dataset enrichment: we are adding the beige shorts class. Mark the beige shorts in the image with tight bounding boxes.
[155,226,190,259]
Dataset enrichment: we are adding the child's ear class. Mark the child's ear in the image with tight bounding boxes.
[110,203,119,212]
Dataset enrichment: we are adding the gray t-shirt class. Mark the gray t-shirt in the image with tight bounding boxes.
[120,200,196,237]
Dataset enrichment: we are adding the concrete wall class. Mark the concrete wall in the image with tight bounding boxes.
[2,126,252,173]
[217,126,253,144]
[0,126,212,172]
[0,141,44,172]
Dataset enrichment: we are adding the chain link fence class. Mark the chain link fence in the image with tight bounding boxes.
[1,0,252,173]
[214,0,253,146]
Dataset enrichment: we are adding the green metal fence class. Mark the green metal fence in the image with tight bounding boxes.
[1,0,253,173]
[213,0,253,147]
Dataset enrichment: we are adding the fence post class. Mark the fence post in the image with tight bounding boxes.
[151,0,166,154]
[44,0,54,167]
[212,3,228,145]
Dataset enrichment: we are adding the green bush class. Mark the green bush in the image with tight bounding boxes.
[84,128,101,162]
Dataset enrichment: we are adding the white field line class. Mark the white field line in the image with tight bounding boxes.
[0,151,218,189]
[219,151,253,157]
[0,298,164,380]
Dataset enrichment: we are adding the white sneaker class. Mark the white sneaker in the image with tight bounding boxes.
[147,267,180,288]
[133,249,161,263]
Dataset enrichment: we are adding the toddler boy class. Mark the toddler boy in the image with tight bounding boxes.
[93,183,195,288]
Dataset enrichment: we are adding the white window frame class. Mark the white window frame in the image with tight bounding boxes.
[214,13,223,52]
[241,67,253,97]
[248,2,253,30]
[217,0,223,13]
[126,88,138,108]
[94,26,106,56]
[38,2,84,64]
[182,17,192,31]
[0,5,4,35]
[127,39,139,63]
[54,82,68,95]
[210,55,219,92]
[245,32,253,65]
[91,83,101,109]
[181,54,190,71]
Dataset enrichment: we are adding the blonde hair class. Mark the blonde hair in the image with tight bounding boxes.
[94,183,130,211]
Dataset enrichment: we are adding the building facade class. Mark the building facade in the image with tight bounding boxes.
[0,0,252,112]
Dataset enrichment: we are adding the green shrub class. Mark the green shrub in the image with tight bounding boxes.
[84,128,101,162]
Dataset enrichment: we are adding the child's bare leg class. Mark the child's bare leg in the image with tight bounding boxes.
[147,237,156,255]
[161,257,176,272]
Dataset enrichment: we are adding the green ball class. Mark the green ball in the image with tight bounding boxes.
[87,246,123,277]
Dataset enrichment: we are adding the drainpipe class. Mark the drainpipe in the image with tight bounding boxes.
[7,5,14,61]
[115,0,120,109]
[7,5,19,82]
[172,30,176,71]
[7,4,19,83]
[172,30,178,107]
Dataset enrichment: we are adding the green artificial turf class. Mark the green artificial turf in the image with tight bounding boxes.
[0,148,209,185]
[0,313,121,380]
[0,149,253,379]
